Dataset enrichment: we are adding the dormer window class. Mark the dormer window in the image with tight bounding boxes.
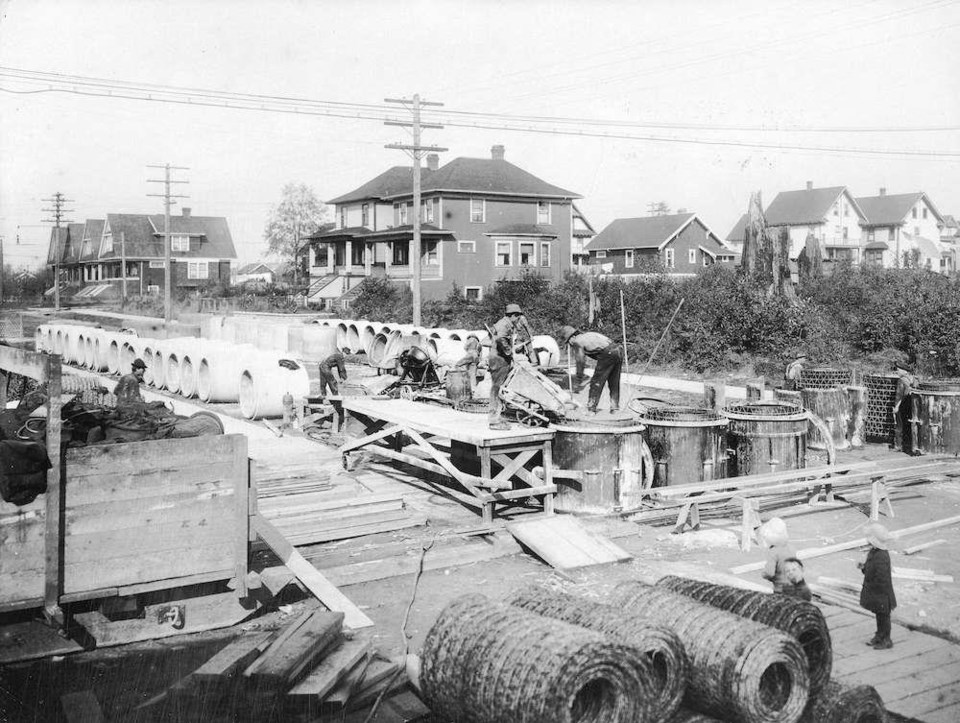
[102,232,113,254]
[171,234,190,252]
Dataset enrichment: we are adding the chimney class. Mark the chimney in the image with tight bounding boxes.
[426,153,439,171]
[805,181,813,191]
[491,145,505,161]
[181,207,192,218]
[879,187,886,196]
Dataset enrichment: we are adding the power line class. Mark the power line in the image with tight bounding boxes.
[146,163,189,323]
[41,192,74,311]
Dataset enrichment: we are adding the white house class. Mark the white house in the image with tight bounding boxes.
[764,182,866,262]
[856,189,945,269]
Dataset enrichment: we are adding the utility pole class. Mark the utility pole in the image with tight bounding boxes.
[0,235,4,305]
[120,231,127,310]
[384,94,446,327]
[41,192,74,312]
[147,164,189,323]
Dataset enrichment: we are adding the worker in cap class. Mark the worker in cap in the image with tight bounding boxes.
[114,357,147,410]
[858,522,897,649]
[487,304,525,429]
[892,362,917,452]
[319,351,347,398]
[560,325,622,415]
[784,354,807,391]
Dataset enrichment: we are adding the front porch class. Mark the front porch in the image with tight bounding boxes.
[307,224,454,281]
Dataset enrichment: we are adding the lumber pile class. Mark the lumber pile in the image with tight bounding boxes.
[253,462,426,545]
[140,607,424,721]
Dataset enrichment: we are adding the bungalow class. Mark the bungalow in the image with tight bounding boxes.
[307,145,590,306]
[857,189,945,270]
[235,262,278,285]
[586,212,735,277]
[764,182,866,262]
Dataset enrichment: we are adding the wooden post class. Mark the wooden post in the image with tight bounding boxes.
[746,382,763,401]
[847,385,867,449]
[43,353,64,628]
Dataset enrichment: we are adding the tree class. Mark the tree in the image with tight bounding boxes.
[263,183,331,286]
[647,201,671,216]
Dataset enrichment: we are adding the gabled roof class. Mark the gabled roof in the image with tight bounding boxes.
[485,223,559,237]
[327,166,422,205]
[572,203,596,237]
[102,214,161,258]
[943,214,958,230]
[310,226,372,241]
[765,186,864,226]
[726,213,749,243]
[100,213,236,260]
[62,223,84,263]
[148,214,236,259]
[856,192,944,227]
[79,219,105,262]
[237,262,275,275]
[413,157,579,199]
[46,227,68,265]
[587,213,698,251]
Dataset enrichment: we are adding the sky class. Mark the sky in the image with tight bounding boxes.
[1,0,959,268]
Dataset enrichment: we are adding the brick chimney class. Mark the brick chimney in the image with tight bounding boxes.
[181,207,192,218]
[879,187,886,196]
[426,153,439,171]
[806,181,813,191]
[491,145,505,161]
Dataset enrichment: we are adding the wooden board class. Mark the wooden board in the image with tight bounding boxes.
[246,610,343,687]
[0,619,85,663]
[506,515,632,569]
[288,634,372,699]
[342,397,554,447]
[192,631,273,682]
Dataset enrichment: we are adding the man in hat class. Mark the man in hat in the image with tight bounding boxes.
[114,357,147,409]
[892,362,917,452]
[559,325,622,414]
[318,351,347,398]
[858,522,897,649]
[784,354,807,391]
[488,303,524,429]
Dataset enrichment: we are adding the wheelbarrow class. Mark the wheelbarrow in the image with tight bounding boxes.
[499,359,578,426]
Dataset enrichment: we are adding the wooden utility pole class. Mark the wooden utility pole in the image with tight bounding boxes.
[147,164,189,323]
[41,192,74,312]
[120,231,127,310]
[385,95,446,326]
[0,235,4,304]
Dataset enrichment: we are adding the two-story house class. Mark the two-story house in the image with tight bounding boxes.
[47,208,236,297]
[586,212,735,277]
[856,189,945,269]
[307,145,588,305]
[764,183,866,262]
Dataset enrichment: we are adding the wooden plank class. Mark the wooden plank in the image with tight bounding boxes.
[731,513,960,574]
[925,702,960,723]
[64,434,246,479]
[63,489,236,535]
[0,618,85,663]
[876,659,960,704]
[281,514,427,546]
[60,690,104,723]
[883,676,960,721]
[0,344,51,381]
[288,634,371,699]
[833,634,953,677]
[252,514,373,629]
[258,492,403,516]
[66,462,240,506]
[506,516,631,569]
[44,353,63,622]
[324,654,371,706]
[64,513,235,561]
[192,632,273,682]
[903,538,946,555]
[231,432,249,599]
[854,644,960,687]
[246,609,343,687]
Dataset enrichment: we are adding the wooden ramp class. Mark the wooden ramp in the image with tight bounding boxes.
[506,516,632,569]
[823,603,960,722]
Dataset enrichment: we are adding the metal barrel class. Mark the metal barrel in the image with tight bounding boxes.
[912,379,960,455]
[551,418,652,513]
[639,407,729,487]
[722,402,808,476]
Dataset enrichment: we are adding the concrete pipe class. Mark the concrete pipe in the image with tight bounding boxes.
[346,323,362,354]
[301,325,338,363]
[360,322,382,354]
[287,324,305,356]
[179,341,214,399]
[368,330,399,368]
[34,325,50,354]
[196,344,263,403]
[201,315,225,341]
[256,322,289,352]
[428,337,468,367]
[238,356,311,419]
[152,338,193,391]
[447,328,472,342]
[91,332,114,372]
[336,322,350,352]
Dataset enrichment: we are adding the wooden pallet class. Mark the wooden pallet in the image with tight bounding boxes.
[506,515,632,570]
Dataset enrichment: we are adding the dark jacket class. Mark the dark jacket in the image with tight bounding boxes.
[860,548,897,614]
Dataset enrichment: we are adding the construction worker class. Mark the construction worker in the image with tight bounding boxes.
[488,303,523,430]
[892,362,917,452]
[454,334,482,393]
[784,354,806,391]
[114,358,146,409]
[560,326,622,414]
[318,351,347,398]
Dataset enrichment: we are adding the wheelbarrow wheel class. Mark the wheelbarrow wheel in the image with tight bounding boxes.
[399,385,415,401]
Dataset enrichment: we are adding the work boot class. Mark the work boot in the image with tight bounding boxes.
[871,638,893,650]
[865,635,881,646]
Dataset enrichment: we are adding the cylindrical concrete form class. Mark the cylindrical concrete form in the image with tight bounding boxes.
[723,402,808,476]
[912,380,960,455]
[639,407,729,487]
[196,344,261,403]
[238,357,311,419]
[301,325,338,362]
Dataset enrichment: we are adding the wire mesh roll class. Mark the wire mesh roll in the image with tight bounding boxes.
[800,680,888,723]
[657,575,832,695]
[799,368,853,389]
[667,710,724,723]
[865,373,898,443]
[613,582,810,723]
[420,594,656,723]
[507,585,687,721]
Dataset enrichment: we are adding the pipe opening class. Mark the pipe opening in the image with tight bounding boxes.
[569,677,616,723]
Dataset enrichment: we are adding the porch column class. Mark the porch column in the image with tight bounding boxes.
[326,243,334,275]
[345,240,353,273]
[365,242,373,276]
[385,242,392,270]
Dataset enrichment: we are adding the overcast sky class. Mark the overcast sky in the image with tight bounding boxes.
[2,0,959,268]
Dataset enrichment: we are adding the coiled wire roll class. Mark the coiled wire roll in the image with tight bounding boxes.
[419,593,656,723]
[800,680,888,723]
[613,582,810,723]
[657,575,832,695]
[506,584,687,721]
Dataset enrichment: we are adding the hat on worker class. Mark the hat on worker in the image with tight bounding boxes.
[559,325,578,345]
[505,303,522,316]
[132,358,147,370]
[866,522,894,550]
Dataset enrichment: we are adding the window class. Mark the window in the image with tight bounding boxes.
[397,204,408,225]
[464,286,483,301]
[149,260,164,269]
[703,255,710,267]
[923,208,928,220]
[470,198,485,223]
[912,208,918,219]
[147,285,160,294]
[625,250,634,269]
[351,242,365,266]
[102,233,113,253]
[424,241,439,266]
[171,234,190,252]
[688,249,696,264]
[665,248,675,268]
[596,250,607,259]
[540,242,551,267]
[339,207,347,228]
[833,205,838,217]
[868,230,875,242]
[914,226,920,236]
[888,228,896,241]
[458,240,476,253]
[187,261,208,279]
[392,241,409,266]
[519,242,535,266]
[496,241,512,266]
[361,203,369,227]
[843,227,848,240]
[422,199,435,224]
[537,201,550,224]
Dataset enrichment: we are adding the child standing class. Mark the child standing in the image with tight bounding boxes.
[759,517,796,594]
[859,522,897,649]
[779,557,812,601]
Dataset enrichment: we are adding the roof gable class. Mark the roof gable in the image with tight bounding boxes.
[764,186,863,226]
[726,213,749,243]
[415,157,579,199]
[856,191,944,227]
[238,262,274,275]
[587,213,696,251]
[79,219,105,261]
[148,214,237,259]
[327,166,422,205]
[46,227,68,264]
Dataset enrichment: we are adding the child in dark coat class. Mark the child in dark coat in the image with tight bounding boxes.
[859,522,897,649]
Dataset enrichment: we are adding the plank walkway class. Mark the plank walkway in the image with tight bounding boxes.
[823,603,960,722]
